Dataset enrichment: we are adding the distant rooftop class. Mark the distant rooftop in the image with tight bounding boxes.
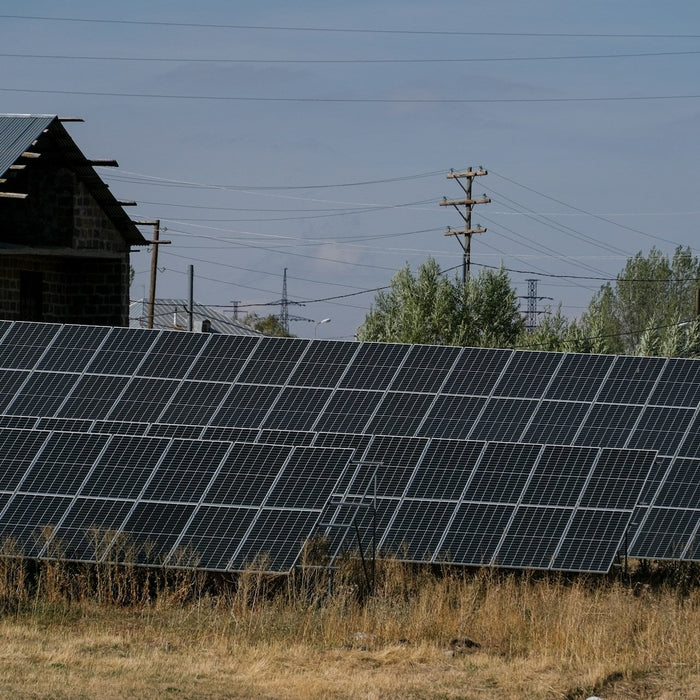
[130,299,261,336]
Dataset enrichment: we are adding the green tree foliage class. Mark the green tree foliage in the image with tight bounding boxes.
[517,246,700,358]
[243,313,294,337]
[357,258,524,347]
[582,246,700,355]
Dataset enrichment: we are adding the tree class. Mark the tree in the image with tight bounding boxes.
[357,258,524,347]
[243,313,294,337]
[582,246,700,355]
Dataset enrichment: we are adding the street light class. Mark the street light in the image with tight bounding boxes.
[314,317,331,339]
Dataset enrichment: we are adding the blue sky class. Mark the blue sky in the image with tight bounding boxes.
[2,2,700,338]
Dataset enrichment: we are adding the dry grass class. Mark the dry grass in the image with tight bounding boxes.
[0,556,698,698]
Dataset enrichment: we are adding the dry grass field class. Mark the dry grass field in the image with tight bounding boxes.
[0,556,698,699]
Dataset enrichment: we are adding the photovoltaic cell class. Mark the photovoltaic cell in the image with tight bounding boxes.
[0,322,61,370]
[462,442,542,504]
[85,327,158,376]
[173,505,257,570]
[544,353,614,402]
[339,343,409,390]
[19,432,109,495]
[201,426,259,443]
[5,371,81,416]
[257,429,315,446]
[626,406,695,454]
[314,390,384,434]
[597,355,666,404]
[553,509,631,572]
[142,439,231,502]
[49,497,134,562]
[0,369,30,412]
[653,458,700,509]
[520,445,597,507]
[209,384,280,428]
[81,434,170,500]
[0,493,74,556]
[287,340,358,388]
[91,420,147,436]
[574,403,643,449]
[229,508,323,571]
[365,392,435,437]
[438,502,515,566]
[417,395,486,440]
[187,334,260,382]
[264,446,352,509]
[630,507,698,560]
[495,506,572,569]
[237,337,310,385]
[381,500,456,561]
[119,502,196,564]
[521,400,590,445]
[205,443,291,507]
[35,325,110,373]
[648,357,700,408]
[362,436,428,498]
[0,428,51,491]
[389,344,461,393]
[105,377,182,422]
[441,347,511,396]
[677,413,700,459]
[467,397,538,442]
[261,386,333,431]
[492,351,563,398]
[158,380,231,425]
[405,439,483,500]
[57,375,131,419]
[579,448,655,510]
[136,331,208,379]
[35,417,92,433]
[146,423,204,439]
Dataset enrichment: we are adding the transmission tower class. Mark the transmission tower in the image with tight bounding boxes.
[277,268,313,333]
[439,167,490,283]
[280,267,290,334]
[521,279,552,332]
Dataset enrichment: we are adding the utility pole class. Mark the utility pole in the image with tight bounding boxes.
[135,219,171,329]
[440,167,490,283]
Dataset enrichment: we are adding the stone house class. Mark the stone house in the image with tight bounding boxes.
[0,114,147,326]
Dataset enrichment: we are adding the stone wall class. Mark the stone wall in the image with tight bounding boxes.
[0,254,129,326]
[0,161,132,326]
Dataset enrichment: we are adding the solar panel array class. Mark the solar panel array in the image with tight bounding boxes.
[0,320,696,572]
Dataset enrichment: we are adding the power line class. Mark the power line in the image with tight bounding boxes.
[3,15,700,38]
[108,169,443,191]
[489,169,687,248]
[5,49,700,64]
[3,86,700,104]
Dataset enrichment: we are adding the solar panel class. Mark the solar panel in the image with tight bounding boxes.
[35,325,110,373]
[0,321,696,573]
[0,426,355,572]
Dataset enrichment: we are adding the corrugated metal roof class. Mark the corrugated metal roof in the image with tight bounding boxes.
[0,114,55,178]
[130,299,262,336]
[0,114,146,246]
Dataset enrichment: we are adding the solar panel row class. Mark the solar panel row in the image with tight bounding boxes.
[0,424,654,573]
[0,321,696,569]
